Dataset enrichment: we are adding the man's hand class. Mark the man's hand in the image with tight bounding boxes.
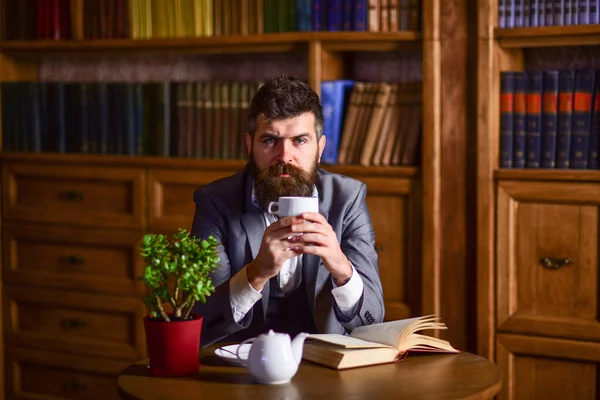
[246,216,306,291]
[288,211,353,286]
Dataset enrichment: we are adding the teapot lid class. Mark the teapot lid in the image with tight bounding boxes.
[260,329,287,337]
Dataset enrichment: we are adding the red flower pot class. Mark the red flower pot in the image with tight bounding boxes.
[143,314,203,377]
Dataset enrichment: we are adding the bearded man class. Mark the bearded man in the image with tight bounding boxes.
[191,75,384,347]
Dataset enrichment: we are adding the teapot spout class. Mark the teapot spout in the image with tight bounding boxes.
[291,332,309,365]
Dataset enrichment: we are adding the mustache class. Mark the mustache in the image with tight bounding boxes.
[261,162,304,179]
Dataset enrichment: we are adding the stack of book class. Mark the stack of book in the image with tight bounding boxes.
[499,69,600,169]
[321,80,422,166]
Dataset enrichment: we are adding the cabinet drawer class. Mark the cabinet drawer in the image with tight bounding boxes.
[148,168,237,233]
[3,163,146,229]
[363,176,419,322]
[4,287,146,361]
[496,333,600,400]
[6,347,126,400]
[3,224,145,296]
[496,180,600,341]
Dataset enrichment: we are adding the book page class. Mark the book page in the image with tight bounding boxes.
[400,333,459,353]
[306,334,395,349]
[349,316,429,349]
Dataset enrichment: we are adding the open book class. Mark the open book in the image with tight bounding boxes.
[302,315,459,370]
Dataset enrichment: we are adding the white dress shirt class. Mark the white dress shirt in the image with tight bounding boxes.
[229,191,364,323]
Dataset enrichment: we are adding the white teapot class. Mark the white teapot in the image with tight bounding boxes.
[236,330,309,384]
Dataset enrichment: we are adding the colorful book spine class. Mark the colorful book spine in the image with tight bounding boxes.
[313,0,327,31]
[515,0,523,26]
[354,0,367,30]
[506,0,515,27]
[544,0,554,25]
[514,72,527,168]
[321,80,356,164]
[328,0,343,31]
[541,70,559,168]
[569,69,596,169]
[531,0,541,26]
[591,0,599,23]
[554,0,564,24]
[579,0,589,24]
[500,72,515,168]
[588,71,600,169]
[523,0,531,26]
[526,71,543,168]
[343,0,353,30]
[556,70,575,168]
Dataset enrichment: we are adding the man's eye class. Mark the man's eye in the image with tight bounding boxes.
[294,138,307,145]
[263,138,276,144]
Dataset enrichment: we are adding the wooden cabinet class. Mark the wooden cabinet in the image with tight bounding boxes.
[5,348,127,400]
[477,0,600,395]
[0,155,422,399]
[491,177,600,398]
[497,180,600,342]
[0,159,149,400]
[496,334,600,399]
[363,175,420,321]
[2,163,146,229]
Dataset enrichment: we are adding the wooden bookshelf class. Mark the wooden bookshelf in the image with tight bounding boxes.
[0,152,420,178]
[0,1,476,398]
[0,31,421,56]
[496,24,600,48]
[478,2,600,399]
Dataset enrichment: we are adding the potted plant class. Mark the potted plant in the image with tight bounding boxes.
[139,228,219,377]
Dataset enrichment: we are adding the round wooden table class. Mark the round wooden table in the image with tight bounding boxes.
[118,346,502,400]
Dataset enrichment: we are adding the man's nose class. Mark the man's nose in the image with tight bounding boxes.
[277,140,294,163]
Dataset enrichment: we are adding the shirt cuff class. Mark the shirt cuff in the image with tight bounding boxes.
[229,265,263,323]
[331,264,364,312]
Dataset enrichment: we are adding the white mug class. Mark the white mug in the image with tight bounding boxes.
[267,196,319,217]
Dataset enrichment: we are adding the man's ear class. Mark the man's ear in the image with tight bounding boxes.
[245,133,252,155]
[318,135,326,162]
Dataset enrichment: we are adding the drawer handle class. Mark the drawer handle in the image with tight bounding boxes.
[61,255,86,266]
[58,190,85,202]
[64,381,87,392]
[375,245,384,254]
[61,319,87,329]
[540,257,573,270]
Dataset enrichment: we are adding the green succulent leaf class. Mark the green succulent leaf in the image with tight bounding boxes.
[139,228,220,322]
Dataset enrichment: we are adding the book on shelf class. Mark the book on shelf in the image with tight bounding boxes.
[302,315,458,370]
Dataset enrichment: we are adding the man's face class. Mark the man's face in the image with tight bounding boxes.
[246,112,326,210]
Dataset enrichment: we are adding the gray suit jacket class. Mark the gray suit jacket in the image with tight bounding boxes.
[191,165,384,347]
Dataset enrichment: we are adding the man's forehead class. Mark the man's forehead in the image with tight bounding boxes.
[257,112,315,126]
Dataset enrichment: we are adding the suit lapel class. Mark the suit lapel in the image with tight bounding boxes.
[304,204,330,331]
[240,172,270,320]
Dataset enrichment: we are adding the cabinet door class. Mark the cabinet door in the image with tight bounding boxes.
[4,287,147,361]
[3,224,145,296]
[5,347,126,400]
[497,333,600,400]
[148,168,239,233]
[496,180,600,341]
[363,176,420,321]
[2,163,146,230]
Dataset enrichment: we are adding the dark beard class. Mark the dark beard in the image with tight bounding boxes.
[250,156,319,211]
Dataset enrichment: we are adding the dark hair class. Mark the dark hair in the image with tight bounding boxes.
[248,75,324,139]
